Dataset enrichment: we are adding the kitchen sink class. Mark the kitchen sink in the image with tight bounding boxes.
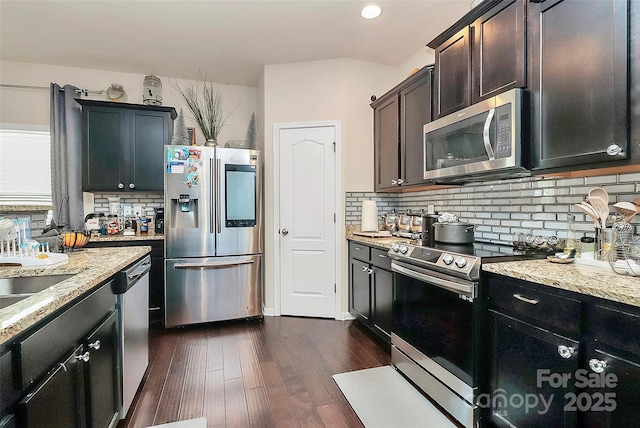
[0,274,74,309]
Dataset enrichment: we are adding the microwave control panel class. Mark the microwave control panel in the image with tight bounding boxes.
[495,104,512,159]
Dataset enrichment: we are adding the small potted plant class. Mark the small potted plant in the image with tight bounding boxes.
[173,73,238,147]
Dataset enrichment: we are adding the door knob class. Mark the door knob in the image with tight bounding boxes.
[281,229,289,236]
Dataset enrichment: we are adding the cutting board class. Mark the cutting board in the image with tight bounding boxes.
[353,231,393,238]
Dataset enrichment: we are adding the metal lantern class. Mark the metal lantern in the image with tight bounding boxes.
[142,75,162,105]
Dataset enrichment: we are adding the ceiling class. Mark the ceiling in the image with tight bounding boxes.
[0,0,472,87]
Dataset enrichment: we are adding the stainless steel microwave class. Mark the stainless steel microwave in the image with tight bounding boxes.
[423,88,529,183]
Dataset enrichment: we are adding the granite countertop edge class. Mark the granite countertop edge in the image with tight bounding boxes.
[483,260,640,308]
[0,246,151,346]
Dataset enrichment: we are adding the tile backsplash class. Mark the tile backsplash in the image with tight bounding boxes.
[91,193,164,216]
[346,173,640,246]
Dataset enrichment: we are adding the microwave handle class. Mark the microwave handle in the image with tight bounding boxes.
[483,108,496,161]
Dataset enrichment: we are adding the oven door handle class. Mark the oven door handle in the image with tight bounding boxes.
[391,261,473,297]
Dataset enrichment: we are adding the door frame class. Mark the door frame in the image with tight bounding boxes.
[272,120,342,319]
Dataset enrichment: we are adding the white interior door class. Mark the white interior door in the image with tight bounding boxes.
[278,124,336,317]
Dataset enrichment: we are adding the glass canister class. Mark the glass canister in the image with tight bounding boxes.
[142,75,163,105]
[596,228,614,261]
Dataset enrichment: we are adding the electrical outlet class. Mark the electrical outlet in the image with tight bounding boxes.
[123,204,132,216]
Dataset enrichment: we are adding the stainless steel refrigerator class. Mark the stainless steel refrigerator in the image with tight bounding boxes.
[164,146,262,327]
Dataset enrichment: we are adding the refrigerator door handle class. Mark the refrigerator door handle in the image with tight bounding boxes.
[210,158,215,234]
[174,260,255,269]
[216,158,222,233]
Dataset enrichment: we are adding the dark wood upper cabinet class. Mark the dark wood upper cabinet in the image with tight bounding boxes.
[434,27,471,119]
[373,95,400,191]
[431,0,526,118]
[401,70,433,186]
[78,100,176,192]
[471,0,527,103]
[372,66,433,191]
[529,0,629,170]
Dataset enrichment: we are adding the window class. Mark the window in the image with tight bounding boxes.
[0,125,52,205]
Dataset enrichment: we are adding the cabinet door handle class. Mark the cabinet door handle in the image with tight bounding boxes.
[557,345,575,359]
[118,183,124,189]
[129,183,135,189]
[391,179,398,186]
[513,294,539,305]
[589,359,607,373]
[88,340,101,350]
[606,144,623,156]
[75,351,90,362]
[362,265,368,272]
[397,178,404,185]
[367,268,374,275]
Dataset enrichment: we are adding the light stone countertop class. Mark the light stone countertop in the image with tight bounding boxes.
[483,259,640,308]
[0,246,151,346]
[345,224,417,249]
[89,233,164,242]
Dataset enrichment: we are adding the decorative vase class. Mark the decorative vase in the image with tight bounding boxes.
[204,138,218,147]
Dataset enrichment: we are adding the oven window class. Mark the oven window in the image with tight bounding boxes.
[393,272,474,385]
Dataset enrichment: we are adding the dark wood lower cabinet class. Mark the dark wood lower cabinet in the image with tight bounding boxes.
[580,345,640,428]
[348,241,393,344]
[483,273,640,428]
[84,310,119,428]
[349,259,371,323]
[18,345,86,427]
[487,310,579,428]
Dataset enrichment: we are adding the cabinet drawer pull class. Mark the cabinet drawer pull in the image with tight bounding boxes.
[557,345,575,359]
[75,352,90,362]
[513,294,539,305]
[378,254,388,258]
[354,247,362,251]
[589,359,607,373]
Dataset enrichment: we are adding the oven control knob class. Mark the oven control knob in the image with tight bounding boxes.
[454,256,467,268]
[391,243,400,253]
[442,253,454,265]
[399,245,409,254]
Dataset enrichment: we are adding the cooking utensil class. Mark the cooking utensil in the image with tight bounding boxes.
[588,187,609,205]
[574,203,600,228]
[433,222,475,244]
[587,196,609,228]
[613,202,637,222]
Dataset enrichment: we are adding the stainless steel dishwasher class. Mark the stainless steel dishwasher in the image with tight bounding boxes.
[112,255,151,420]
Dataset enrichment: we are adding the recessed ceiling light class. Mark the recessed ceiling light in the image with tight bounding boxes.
[361,5,382,19]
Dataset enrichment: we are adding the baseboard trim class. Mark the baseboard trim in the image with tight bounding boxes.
[262,307,276,316]
[341,312,355,321]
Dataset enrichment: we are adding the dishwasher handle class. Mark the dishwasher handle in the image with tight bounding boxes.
[112,255,151,294]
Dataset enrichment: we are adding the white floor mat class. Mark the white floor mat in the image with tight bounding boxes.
[333,366,458,428]
[147,417,207,428]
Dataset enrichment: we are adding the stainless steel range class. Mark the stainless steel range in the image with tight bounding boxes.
[387,241,532,428]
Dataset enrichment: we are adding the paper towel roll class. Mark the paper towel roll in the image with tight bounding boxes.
[361,200,379,232]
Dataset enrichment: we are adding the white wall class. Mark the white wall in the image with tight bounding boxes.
[0,60,257,145]
[262,57,399,315]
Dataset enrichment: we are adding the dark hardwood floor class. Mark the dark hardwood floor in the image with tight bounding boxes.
[118,316,390,428]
